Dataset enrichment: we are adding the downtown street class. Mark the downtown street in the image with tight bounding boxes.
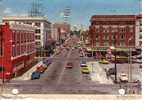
[0,36,141,95]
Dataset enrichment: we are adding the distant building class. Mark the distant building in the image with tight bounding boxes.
[0,23,36,78]
[136,14,142,47]
[89,15,138,51]
[52,22,70,43]
[2,16,51,48]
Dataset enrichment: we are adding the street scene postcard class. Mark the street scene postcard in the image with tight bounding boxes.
[0,0,142,100]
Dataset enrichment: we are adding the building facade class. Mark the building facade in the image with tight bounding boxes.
[89,15,138,51]
[136,15,142,47]
[2,16,51,48]
[0,23,36,79]
[52,22,70,43]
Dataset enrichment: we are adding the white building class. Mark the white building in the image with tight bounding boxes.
[2,16,51,48]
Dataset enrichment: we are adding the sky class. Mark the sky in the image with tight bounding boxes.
[0,0,141,29]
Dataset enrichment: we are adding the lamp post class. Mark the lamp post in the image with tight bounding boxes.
[110,46,117,83]
[128,37,133,94]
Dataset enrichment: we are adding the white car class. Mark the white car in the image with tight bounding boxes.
[119,73,128,82]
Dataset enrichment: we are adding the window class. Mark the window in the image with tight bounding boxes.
[35,22,41,27]
[0,32,3,56]
[26,22,32,25]
[0,66,5,72]
[95,35,99,40]
[16,32,20,43]
[35,29,41,33]
[96,42,99,46]
[121,34,125,39]
[12,46,16,57]
[36,42,41,46]
[35,35,41,40]
[104,42,109,46]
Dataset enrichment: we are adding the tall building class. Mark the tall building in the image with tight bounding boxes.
[0,23,36,78]
[52,22,70,43]
[2,16,51,49]
[89,15,138,51]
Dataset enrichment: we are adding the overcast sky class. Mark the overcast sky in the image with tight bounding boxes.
[0,0,141,29]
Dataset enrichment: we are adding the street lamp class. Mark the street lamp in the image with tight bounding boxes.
[110,46,117,83]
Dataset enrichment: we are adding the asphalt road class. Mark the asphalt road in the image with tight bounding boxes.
[0,37,129,94]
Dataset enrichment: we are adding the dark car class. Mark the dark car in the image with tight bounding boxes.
[107,68,116,76]
[31,71,41,80]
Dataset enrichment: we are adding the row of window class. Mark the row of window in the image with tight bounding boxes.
[12,43,35,57]
[12,31,34,44]
[94,28,134,33]
[94,35,133,40]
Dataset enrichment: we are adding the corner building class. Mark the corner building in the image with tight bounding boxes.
[89,15,137,51]
[0,23,36,79]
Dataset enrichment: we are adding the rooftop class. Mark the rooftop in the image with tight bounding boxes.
[91,15,136,22]
[2,16,50,22]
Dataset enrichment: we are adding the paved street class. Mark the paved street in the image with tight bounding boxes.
[0,37,122,94]
[0,36,141,95]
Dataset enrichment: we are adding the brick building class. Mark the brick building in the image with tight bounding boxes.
[89,15,138,51]
[0,23,36,79]
[2,16,51,48]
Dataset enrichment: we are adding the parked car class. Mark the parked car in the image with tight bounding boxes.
[31,71,40,80]
[36,65,47,73]
[107,68,116,76]
[66,62,73,69]
[80,61,87,67]
[81,67,90,74]
[119,73,128,83]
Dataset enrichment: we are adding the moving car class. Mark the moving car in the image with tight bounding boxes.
[119,73,128,83]
[99,59,109,64]
[66,62,73,69]
[81,67,90,74]
[80,61,87,67]
[31,71,40,80]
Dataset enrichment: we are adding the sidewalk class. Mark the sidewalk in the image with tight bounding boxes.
[12,61,43,81]
[87,61,113,84]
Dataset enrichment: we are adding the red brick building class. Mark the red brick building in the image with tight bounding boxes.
[0,23,36,79]
[89,15,137,51]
